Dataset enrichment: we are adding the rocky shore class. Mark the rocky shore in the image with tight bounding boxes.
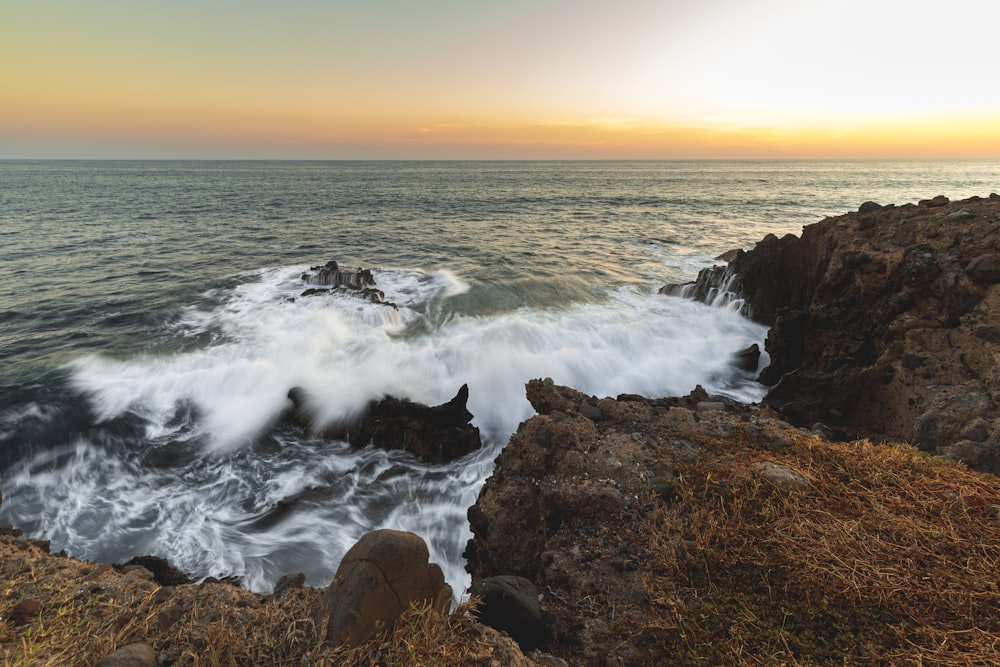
[3,196,1000,665]
[663,193,1000,473]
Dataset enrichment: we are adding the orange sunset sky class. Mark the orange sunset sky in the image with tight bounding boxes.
[3,0,999,159]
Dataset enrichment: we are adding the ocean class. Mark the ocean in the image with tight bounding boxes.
[1,159,997,594]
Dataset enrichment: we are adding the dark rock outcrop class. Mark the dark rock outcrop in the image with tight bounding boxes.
[287,384,482,464]
[470,575,544,651]
[319,529,452,647]
[663,195,1000,473]
[298,260,397,308]
[118,555,192,587]
[302,260,376,290]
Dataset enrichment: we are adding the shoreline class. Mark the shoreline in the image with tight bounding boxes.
[4,194,1000,665]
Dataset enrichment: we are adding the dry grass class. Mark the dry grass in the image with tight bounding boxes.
[626,429,1000,665]
[0,543,503,667]
[5,427,1000,666]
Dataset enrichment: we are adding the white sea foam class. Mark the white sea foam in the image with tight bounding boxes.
[56,264,768,593]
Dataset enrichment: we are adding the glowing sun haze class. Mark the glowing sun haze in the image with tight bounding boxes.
[3,0,998,159]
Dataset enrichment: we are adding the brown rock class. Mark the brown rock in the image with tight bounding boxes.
[8,598,41,626]
[470,575,544,650]
[966,253,1000,284]
[665,195,1000,471]
[321,529,452,647]
[96,642,157,667]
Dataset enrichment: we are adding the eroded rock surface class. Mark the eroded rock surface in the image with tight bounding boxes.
[465,380,803,665]
[663,195,1000,473]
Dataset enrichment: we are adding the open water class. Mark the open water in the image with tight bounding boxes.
[1,159,997,594]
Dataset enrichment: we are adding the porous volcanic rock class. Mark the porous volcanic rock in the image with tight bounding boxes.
[663,195,1000,473]
[465,380,799,665]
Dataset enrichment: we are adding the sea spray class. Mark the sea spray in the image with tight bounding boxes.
[13,264,767,594]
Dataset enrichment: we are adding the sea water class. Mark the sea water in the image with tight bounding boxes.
[1,159,997,593]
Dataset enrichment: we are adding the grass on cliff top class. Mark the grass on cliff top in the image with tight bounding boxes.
[5,429,1000,666]
[626,429,1000,666]
[0,543,500,667]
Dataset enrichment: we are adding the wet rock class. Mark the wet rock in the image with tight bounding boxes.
[733,343,761,372]
[858,201,881,214]
[470,575,544,650]
[96,642,157,667]
[301,260,375,289]
[288,384,481,464]
[320,529,452,647]
[299,260,397,308]
[716,248,743,262]
[948,209,976,220]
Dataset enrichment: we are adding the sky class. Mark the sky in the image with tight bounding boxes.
[3,0,999,159]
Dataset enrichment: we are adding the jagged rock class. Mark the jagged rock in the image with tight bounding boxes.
[733,343,761,371]
[320,529,451,647]
[286,384,482,464]
[470,575,544,650]
[96,642,157,667]
[716,248,742,262]
[301,260,375,289]
[662,195,1000,472]
[298,260,397,308]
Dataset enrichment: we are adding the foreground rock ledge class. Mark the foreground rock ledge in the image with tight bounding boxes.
[4,380,1000,665]
[663,194,1000,473]
[464,380,1000,666]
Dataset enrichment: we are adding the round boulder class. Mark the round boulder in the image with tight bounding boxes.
[321,529,452,647]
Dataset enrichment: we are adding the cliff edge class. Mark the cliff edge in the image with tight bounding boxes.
[664,194,1000,473]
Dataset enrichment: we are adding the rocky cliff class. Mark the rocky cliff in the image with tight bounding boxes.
[465,381,1000,665]
[663,194,1000,473]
